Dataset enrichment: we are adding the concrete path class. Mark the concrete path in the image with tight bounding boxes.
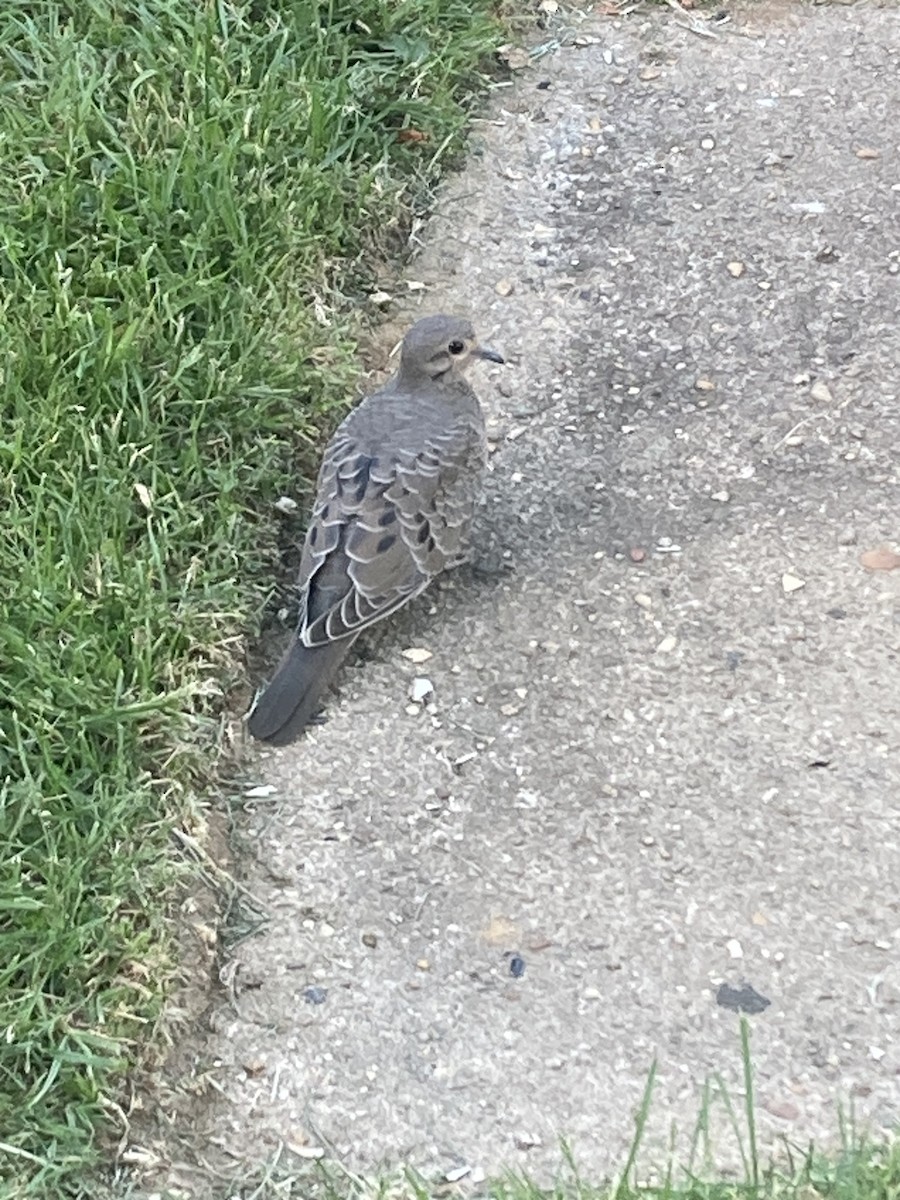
[150,3,900,1192]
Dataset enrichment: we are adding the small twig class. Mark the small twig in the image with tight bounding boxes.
[170,826,268,912]
[770,415,817,451]
[412,889,432,921]
[598,0,646,14]
[770,391,853,452]
[664,0,719,39]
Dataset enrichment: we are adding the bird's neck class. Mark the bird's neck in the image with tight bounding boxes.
[397,363,454,388]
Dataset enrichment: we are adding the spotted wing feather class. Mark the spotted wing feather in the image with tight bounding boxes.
[298,414,484,649]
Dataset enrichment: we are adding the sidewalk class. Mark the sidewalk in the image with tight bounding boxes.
[154,3,900,1189]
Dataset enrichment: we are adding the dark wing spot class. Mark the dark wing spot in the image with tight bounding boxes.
[376,533,397,554]
[353,455,376,498]
[309,525,318,547]
[336,455,376,503]
[416,524,430,544]
[378,508,397,527]
[426,536,436,553]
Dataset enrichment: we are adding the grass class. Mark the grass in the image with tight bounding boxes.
[108,1020,900,1200]
[0,0,503,1193]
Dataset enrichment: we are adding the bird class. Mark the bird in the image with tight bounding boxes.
[247,313,505,745]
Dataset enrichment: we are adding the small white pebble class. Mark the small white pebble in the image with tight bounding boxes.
[408,677,434,703]
[401,647,432,663]
[781,573,806,593]
[244,784,277,798]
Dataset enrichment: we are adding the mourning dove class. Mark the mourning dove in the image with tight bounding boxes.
[247,313,504,744]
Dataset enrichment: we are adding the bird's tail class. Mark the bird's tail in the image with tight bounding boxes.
[247,635,356,745]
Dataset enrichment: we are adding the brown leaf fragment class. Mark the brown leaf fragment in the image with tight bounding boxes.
[481,915,519,945]
[498,45,530,70]
[526,935,553,952]
[766,1099,800,1120]
[860,545,900,572]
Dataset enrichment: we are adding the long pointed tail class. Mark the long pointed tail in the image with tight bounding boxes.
[247,635,355,745]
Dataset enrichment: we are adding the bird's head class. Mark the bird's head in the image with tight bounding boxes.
[399,314,505,383]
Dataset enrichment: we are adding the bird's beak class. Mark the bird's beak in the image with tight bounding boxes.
[473,344,505,364]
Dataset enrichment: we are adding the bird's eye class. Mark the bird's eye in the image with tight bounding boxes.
[448,339,465,355]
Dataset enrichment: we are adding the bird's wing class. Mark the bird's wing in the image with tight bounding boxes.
[296,418,483,648]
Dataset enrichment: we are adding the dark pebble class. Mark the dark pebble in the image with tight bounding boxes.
[716,982,770,1015]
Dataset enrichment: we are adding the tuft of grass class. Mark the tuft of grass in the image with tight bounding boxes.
[0,0,502,1193]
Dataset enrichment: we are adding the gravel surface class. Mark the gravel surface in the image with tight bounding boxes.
[145,3,900,1192]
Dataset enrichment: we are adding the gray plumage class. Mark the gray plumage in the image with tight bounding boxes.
[248,314,504,745]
